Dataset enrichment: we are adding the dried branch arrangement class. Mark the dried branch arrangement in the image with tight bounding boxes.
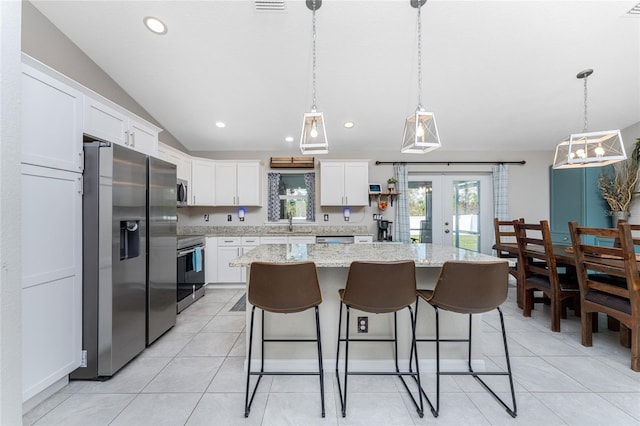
[599,138,640,213]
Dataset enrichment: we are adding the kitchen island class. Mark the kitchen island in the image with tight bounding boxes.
[231,243,507,372]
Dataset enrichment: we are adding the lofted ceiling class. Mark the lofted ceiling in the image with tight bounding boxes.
[31,0,640,153]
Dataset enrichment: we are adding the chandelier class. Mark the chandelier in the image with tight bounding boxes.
[299,0,328,155]
[553,69,626,169]
[401,0,441,154]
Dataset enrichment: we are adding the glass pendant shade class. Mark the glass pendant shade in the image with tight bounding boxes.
[553,130,626,169]
[400,109,441,154]
[300,110,328,155]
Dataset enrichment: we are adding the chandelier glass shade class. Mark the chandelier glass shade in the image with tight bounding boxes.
[300,0,328,155]
[553,69,625,169]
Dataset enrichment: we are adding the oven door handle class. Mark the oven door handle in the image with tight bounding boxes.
[178,247,203,257]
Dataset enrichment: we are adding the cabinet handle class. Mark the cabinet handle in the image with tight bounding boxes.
[130,132,136,147]
[124,130,129,146]
[78,151,84,171]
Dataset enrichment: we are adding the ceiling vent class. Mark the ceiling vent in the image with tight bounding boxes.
[628,2,640,14]
[255,1,286,11]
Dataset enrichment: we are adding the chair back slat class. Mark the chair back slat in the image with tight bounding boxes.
[569,221,639,309]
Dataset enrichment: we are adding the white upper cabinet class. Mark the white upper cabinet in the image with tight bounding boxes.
[320,160,369,206]
[158,142,192,182]
[22,64,83,173]
[214,161,262,206]
[83,96,160,156]
[191,158,215,206]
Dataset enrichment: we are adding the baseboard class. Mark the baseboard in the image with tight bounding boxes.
[22,376,68,415]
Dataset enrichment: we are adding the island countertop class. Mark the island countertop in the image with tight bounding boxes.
[230,242,504,268]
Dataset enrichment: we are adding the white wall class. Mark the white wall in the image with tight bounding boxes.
[180,149,554,236]
[0,0,24,423]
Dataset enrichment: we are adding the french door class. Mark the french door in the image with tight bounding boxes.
[408,174,493,254]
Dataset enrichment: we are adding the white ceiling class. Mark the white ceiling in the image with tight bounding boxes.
[32,0,640,153]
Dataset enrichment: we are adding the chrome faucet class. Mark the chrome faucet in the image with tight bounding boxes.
[288,212,293,232]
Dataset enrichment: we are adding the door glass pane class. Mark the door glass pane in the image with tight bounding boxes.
[451,179,480,251]
[408,181,432,243]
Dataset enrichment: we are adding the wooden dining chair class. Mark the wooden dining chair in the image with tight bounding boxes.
[568,221,640,372]
[514,220,580,332]
[493,218,524,306]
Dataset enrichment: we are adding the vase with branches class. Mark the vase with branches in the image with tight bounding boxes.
[598,138,640,223]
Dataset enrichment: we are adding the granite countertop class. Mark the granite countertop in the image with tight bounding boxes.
[229,243,505,268]
[178,225,371,237]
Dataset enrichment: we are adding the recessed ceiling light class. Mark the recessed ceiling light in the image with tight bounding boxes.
[143,17,167,35]
[285,136,294,143]
[344,121,355,128]
[215,122,226,128]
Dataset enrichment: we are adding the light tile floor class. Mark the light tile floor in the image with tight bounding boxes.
[24,286,640,426]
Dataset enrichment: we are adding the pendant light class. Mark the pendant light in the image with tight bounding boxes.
[401,0,441,154]
[300,0,328,155]
[553,69,626,169]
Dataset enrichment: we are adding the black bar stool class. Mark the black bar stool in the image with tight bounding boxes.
[335,260,426,418]
[412,260,517,418]
[244,261,325,417]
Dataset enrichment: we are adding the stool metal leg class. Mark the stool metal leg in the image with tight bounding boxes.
[410,296,438,418]
[246,306,326,418]
[314,306,325,417]
[245,306,262,417]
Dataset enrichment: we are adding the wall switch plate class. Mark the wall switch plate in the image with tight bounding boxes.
[227,214,232,222]
[357,317,368,333]
[324,214,329,221]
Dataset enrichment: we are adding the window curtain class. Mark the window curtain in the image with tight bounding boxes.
[267,172,281,222]
[492,164,509,220]
[393,164,411,243]
[304,172,316,221]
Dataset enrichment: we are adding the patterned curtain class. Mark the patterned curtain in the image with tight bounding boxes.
[492,164,509,220]
[267,172,281,222]
[304,172,316,221]
[393,164,411,243]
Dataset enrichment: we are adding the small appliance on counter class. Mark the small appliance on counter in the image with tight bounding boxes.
[177,235,206,313]
[377,219,393,241]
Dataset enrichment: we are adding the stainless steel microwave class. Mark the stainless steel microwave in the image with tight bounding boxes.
[177,179,188,207]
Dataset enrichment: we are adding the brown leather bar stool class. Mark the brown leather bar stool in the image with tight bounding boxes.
[413,260,517,418]
[244,261,324,417]
[335,260,427,418]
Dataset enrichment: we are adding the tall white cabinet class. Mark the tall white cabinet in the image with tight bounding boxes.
[21,62,83,402]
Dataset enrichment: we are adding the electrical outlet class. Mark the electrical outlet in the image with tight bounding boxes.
[357,316,368,333]
[373,214,378,220]
[204,214,209,222]
[227,214,232,222]
[324,214,329,221]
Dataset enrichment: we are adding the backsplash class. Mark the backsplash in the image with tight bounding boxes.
[178,225,370,236]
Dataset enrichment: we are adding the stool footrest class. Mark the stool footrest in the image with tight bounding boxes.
[249,371,321,376]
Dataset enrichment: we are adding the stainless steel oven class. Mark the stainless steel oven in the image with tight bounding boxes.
[177,235,205,313]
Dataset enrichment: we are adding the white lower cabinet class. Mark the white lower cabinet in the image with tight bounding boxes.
[21,164,82,401]
[205,237,217,284]
[260,236,289,244]
[354,235,373,244]
[288,236,316,244]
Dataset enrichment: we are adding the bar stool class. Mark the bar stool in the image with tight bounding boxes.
[244,261,324,417]
[413,260,517,418]
[335,260,426,418]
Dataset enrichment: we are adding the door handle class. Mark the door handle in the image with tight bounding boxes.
[444,229,450,234]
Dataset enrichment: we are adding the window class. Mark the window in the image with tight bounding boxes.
[267,172,315,222]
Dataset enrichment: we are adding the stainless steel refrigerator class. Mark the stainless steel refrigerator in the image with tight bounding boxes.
[72,142,176,380]
[147,156,177,345]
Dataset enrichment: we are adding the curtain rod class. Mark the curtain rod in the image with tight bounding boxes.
[375,160,526,166]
